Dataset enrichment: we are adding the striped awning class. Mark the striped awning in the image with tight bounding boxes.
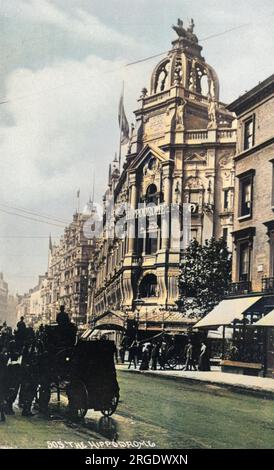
[194,296,262,329]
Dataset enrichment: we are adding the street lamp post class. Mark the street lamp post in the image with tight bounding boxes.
[135,308,140,340]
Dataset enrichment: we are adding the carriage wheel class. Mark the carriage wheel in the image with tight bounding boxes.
[101,392,119,417]
[67,380,88,418]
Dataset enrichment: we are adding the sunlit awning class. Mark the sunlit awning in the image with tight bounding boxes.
[207,327,233,339]
[194,296,262,329]
[254,310,274,327]
[81,328,93,339]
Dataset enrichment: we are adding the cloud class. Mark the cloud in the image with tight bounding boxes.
[0,52,153,222]
[1,0,138,49]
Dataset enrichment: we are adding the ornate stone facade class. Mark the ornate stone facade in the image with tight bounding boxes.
[47,202,96,325]
[90,20,236,330]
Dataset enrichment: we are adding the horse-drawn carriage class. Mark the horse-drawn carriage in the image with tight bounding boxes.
[38,324,119,418]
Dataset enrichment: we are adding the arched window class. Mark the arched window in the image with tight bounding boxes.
[139,274,158,298]
[154,60,170,93]
[146,184,158,205]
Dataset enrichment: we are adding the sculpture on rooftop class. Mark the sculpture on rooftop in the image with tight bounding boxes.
[172,18,186,37]
[172,18,198,43]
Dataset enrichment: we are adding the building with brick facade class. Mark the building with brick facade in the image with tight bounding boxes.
[196,74,274,378]
[229,75,274,293]
[89,19,236,336]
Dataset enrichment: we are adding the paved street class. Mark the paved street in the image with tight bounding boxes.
[118,365,274,396]
[0,369,274,449]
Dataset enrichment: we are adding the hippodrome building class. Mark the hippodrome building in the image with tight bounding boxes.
[88,20,236,340]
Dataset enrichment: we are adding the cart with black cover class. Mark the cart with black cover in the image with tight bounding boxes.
[66,339,120,418]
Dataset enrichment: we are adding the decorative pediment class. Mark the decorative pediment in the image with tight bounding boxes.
[185,176,204,189]
[184,151,206,163]
[128,143,168,172]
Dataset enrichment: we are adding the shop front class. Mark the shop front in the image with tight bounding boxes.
[194,294,274,377]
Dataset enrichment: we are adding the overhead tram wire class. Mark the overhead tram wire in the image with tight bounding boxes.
[0,202,71,225]
[0,236,59,239]
[0,207,66,228]
[0,18,273,108]
[0,202,86,229]
[125,21,261,67]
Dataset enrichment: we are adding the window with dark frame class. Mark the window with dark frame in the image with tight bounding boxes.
[243,116,254,150]
[239,176,252,217]
[223,189,229,210]
[239,241,250,282]
[222,227,228,242]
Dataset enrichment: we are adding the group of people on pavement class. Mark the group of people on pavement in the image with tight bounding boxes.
[0,316,42,421]
[0,306,77,423]
[119,335,210,372]
[183,339,210,371]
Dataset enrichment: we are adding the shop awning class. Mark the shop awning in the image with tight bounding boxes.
[194,296,262,329]
[207,327,233,339]
[254,309,274,327]
[81,328,93,339]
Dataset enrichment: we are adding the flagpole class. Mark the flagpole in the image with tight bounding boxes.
[118,128,122,172]
[118,81,124,172]
[92,170,95,210]
[76,189,80,213]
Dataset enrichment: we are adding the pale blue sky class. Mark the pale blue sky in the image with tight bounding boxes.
[0,0,273,294]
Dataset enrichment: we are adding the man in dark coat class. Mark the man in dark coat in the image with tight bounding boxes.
[5,340,22,415]
[20,340,39,417]
[0,351,8,422]
[151,342,160,370]
[128,340,139,369]
[56,306,70,327]
[15,316,27,351]
[183,339,197,371]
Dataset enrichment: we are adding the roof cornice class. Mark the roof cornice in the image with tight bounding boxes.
[228,74,274,116]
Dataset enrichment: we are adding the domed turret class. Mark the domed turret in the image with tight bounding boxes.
[150,18,219,101]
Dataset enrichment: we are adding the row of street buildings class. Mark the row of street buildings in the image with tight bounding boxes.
[0,272,18,328]
[17,19,274,377]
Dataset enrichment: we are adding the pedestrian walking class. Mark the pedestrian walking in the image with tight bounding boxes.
[20,340,39,417]
[139,343,150,370]
[198,341,211,371]
[119,335,129,364]
[5,340,22,415]
[158,340,167,370]
[183,339,197,371]
[15,316,27,352]
[128,340,139,369]
[151,342,160,370]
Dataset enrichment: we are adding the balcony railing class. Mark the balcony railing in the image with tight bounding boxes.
[228,281,252,295]
[262,277,274,293]
[185,130,208,141]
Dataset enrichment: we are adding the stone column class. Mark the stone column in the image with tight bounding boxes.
[127,173,137,254]
[161,163,173,251]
